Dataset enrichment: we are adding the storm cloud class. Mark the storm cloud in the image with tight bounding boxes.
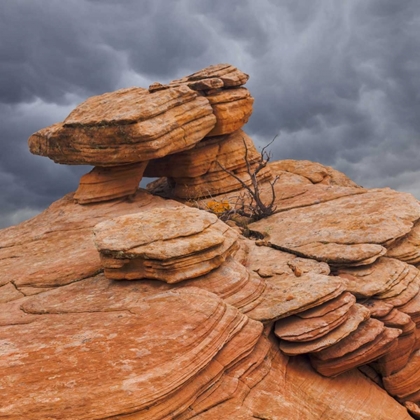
[1,0,420,227]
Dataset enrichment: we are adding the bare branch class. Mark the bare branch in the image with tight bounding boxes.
[215,135,278,221]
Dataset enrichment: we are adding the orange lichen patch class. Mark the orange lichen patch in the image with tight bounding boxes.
[206,200,231,214]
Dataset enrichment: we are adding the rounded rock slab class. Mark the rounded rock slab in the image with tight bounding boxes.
[249,188,420,266]
[28,85,216,166]
[93,206,218,253]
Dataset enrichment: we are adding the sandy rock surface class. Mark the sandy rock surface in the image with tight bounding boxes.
[3,63,420,419]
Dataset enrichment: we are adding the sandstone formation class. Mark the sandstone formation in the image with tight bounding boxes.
[249,188,420,266]
[74,162,148,204]
[3,63,420,418]
[93,207,239,282]
[270,159,362,188]
[145,129,272,199]
[29,86,216,166]
[28,63,255,204]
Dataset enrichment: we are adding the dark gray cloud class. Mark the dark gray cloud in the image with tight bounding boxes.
[1,0,420,228]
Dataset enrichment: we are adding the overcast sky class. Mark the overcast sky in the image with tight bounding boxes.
[1,0,420,228]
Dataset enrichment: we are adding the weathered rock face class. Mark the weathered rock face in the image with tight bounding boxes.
[2,287,263,419]
[270,159,362,188]
[74,162,149,204]
[4,63,420,418]
[29,86,216,166]
[93,207,239,282]
[204,87,254,136]
[0,190,179,291]
[28,63,254,204]
[145,129,272,199]
[249,188,420,266]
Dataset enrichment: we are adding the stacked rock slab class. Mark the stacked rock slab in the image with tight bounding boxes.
[248,182,420,404]
[93,201,402,382]
[144,129,272,199]
[28,63,257,204]
[94,210,350,328]
[93,206,239,283]
[145,64,271,200]
[1,186,414,419]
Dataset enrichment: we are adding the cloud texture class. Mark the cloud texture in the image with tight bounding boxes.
[1,0,420,227]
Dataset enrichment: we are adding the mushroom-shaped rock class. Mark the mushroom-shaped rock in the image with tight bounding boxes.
[28,84,217,204]
[93,206,239,283]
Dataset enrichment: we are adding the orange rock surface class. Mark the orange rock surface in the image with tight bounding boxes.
[3,63,420,418]
[249,188,420,266]
[29,86,216,166]
[74,162,148,204]
[145,129,272,199]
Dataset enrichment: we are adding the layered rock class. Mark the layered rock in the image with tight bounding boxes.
[29,85,216,166]
[249,188,420,266]
[93,206,239,282]
[5,63,420,418]
[28,63,255,204]
[150,63,254,137]
[74,162,148,204]
[388,221,420,266]
[336,257,420,299]
[1,286,264,419]
[145,129,272,199]
[270,159,362,188]
[0,190,178,292]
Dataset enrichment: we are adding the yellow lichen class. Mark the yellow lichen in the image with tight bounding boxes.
[206,200,231,214]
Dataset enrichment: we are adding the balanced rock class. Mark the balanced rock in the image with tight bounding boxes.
[28,63,255,204]
[29,85,216,166]
[6,62,420,419]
